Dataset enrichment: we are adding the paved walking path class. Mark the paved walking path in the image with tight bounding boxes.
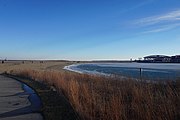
[0,75,43,120]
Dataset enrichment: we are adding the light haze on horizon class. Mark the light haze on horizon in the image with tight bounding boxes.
[0,0,180,60]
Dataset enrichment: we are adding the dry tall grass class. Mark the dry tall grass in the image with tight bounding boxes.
[10,69,180,120]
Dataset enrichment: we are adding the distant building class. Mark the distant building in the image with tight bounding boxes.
[171,55,180,63]
[143,55,171,63]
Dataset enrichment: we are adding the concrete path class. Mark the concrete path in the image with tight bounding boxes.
[0,75,43,120]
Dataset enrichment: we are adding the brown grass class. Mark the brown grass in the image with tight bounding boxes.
[0,61,74,74]
[10,69,180,120]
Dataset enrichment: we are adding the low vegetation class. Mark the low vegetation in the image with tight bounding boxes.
[10,69,180,120]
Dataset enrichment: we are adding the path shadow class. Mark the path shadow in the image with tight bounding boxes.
[0,106,33,119]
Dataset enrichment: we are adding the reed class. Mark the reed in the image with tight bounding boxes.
[10,69,179,120]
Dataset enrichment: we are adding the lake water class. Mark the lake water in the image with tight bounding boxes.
[64,63,180,81]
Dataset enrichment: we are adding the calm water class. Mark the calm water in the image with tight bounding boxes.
[23,84,42,111]
[65,63,180,81]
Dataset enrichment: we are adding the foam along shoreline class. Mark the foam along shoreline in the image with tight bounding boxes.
[63,64,152,83]
[64,63,180,73]
[63,64,83,74]
[63,63,180,81]
[63,64,110,76]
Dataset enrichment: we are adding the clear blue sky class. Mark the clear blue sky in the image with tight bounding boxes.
[0,0,180,60]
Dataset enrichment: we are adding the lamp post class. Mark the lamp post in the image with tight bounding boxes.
[140,68,142,80]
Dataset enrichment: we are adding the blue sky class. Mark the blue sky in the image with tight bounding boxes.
[0,0,180,60]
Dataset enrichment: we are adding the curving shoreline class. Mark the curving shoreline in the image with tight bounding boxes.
[64,63,180,80]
